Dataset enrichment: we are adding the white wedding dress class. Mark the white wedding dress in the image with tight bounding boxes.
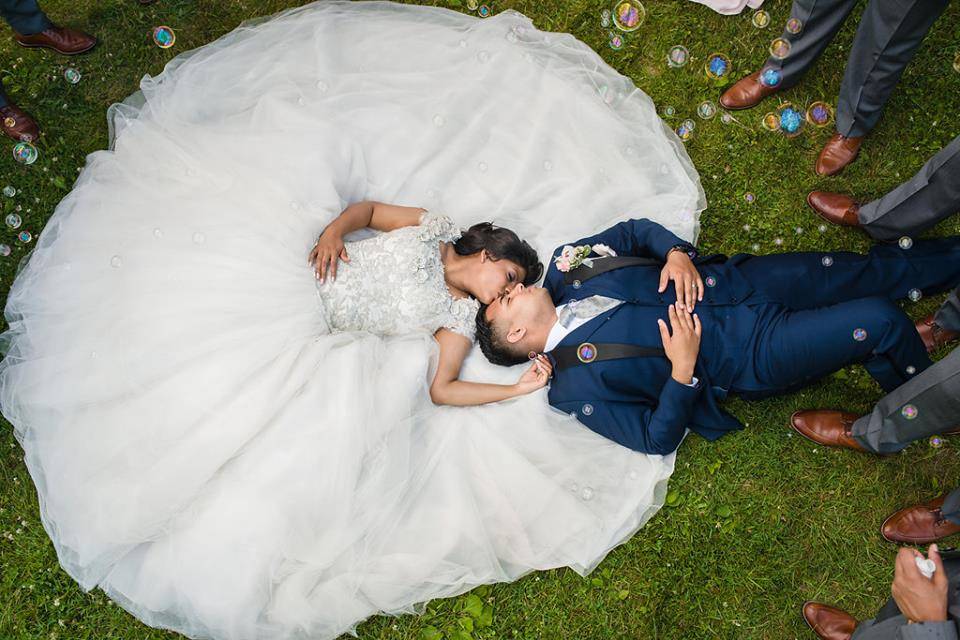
[0,2,706,639]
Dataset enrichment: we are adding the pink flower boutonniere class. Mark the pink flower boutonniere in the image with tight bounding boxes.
[553,243,617,273]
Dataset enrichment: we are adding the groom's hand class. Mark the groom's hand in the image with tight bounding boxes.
[658,303,701,385]
[658,249,703,312]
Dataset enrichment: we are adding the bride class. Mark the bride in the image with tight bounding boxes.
[0,2,706,639]
[307,200,553,405]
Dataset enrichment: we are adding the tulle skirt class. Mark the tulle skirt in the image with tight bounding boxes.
[0,2,706,638]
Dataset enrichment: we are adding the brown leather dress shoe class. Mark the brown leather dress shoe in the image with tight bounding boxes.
[0,102,40,142]
[802,602,857,640]
[719,70,782,111]
[806,191,861,228]
[916,313,960,353]
[881,494,960,544]
[14,26,97,55]
[815,133,864,176]
[789,410,872,452]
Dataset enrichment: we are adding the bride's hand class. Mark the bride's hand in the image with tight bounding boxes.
[512,355,552,395]
[308,225,350,283]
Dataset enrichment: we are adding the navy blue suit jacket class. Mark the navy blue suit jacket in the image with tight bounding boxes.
[544,219,759,455]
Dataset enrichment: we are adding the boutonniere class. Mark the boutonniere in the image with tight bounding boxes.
[554,243,617,273]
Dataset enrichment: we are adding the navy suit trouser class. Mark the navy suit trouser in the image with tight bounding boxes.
[725,237,960,397]
[0,0,52,35]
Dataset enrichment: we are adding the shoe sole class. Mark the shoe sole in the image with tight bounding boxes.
[719,99,762,111]
[15,39,97,56]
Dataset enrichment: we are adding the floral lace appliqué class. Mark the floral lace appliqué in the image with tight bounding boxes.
[315,209,480,341]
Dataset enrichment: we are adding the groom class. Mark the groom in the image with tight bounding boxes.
[476,218,960,455]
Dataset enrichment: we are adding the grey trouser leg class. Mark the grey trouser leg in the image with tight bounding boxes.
[836,0,950,138]
[852,346,960,453]
[860,135,960,242]
[936,288,960,334]
[0,0,52,35]
[944,487,960,526]
[764,0,859,88]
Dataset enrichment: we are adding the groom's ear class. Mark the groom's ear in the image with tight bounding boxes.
[505,325,527,344]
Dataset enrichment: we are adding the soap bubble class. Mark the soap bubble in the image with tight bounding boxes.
[17,230,31,243]
[930,436,943,448]
[580,486,595,501]
[667,45,688,68]
[110,254,122,268]
[821,256,833,267]
[720,111,735,125]
[697,101,717,120]
[761,112,779,131]
[12,141,38,165]
[898,236,913,250]
[467,0,478,8]
[770,38,791,60]
[908,288,923,302]
[5,213,22,229]
[676,119,695,141]
[477,4,490,17]
[608,33,624,50]
[777,103,804,136]
[2,116,14,129]
[600,9,612,27]
[774,237,783,246]
[2,185,14,198]
[744,192,756,204]
[906,366,916,375]
[705,53,731,79]
[900,404,918,420]
[806,101,832,127]
[785,18,803,34]
[818,224,828,233]
[752,10,770,28]
[152,26,176,49]
[759,67,782,88]
[751,243,760,251]
[853,328,867,342]
[613,0,645,31]
[0,244,9,256]
[63,68,81,84]
[661,105,676,117]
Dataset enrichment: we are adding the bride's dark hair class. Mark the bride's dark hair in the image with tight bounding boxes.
[453,223,543,285]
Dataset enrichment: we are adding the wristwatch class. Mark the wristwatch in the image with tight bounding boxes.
[667,243,698,261]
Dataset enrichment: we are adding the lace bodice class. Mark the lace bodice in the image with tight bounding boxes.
[315,210,481,340]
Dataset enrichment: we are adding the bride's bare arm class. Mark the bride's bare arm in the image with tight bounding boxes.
[429,328,551,406]
[309,201,426,282]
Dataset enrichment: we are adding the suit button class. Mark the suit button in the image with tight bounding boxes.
[572,280,581,289]
[705,276,717,288]
[582,403,594,416]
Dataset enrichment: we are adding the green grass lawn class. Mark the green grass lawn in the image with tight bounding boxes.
[1,0,958,638]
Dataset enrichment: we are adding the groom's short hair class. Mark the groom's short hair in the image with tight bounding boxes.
[475,304,528,367]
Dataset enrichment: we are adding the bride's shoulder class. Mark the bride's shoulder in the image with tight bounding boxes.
[444,296,482,341]
[415,209,461,243]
